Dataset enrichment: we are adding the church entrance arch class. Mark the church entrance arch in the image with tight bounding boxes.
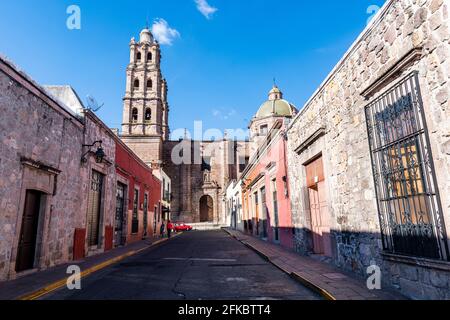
[199,195,214,222]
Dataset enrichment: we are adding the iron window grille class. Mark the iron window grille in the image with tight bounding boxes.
[365,72,449,261]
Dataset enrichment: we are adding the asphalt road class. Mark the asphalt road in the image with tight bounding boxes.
[43,230,321,300]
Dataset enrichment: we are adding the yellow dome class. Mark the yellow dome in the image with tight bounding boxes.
[255,85,296,118]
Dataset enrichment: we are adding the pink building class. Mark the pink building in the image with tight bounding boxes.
[241,119,293,249]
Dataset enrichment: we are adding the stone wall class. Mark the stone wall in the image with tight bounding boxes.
[286,0,450,299]
[0,59,86,280]
[0,57,118,280]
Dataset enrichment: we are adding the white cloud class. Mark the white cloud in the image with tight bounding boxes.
[151,18,180,46]
[195,0,218,19]
[212,108,237,120]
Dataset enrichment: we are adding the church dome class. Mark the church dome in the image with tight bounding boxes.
[139,28,153,44]
[255,85,297,118]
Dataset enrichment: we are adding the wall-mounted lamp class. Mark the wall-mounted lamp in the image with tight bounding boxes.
[81,140,105,164]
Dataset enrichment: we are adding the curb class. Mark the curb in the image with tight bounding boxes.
[222,228,336,301]
[290,272,336,301]
[17,232,183,300]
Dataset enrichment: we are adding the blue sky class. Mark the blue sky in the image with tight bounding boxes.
[0,0,385,139]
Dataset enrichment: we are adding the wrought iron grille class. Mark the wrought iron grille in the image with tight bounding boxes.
[365,72,449,261]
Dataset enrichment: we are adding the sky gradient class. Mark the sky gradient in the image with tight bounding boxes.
[0,0,386,139]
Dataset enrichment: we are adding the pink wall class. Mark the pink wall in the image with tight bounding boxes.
[242,122,293,249]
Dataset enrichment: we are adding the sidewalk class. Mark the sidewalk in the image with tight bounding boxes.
[223,228,405,300]
[0,234,177,300]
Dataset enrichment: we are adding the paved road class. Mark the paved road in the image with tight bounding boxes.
[43,230,321,300]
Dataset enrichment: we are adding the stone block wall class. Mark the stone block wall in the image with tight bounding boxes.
[0,61,85,280]
[286,0,450,299]
[0,57,118,281]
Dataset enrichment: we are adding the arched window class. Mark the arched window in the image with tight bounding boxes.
[131,108,138,122]
[145,108,151,122]
[136,52,141,62]
[146,79,152,89]
[147,52,152,62]
[134,79,140,89]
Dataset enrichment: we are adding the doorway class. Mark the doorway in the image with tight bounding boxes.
[115,182,126,247]
[200,195,213,222]
[260,187,268,239]
[143,193,148,237]
[87,170,103,247]
[306,156,332,257]
[16,190,43,272]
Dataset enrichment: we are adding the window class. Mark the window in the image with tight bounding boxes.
[260,125,268,136]
[239,156,249,173]
[365,72,449,261]
[201,157,211,171]
[145,108,151,122]
[131,108,138,122]
[134,79,140,89]
[136,52,141,62]
[147,79,152,89]
[132,189,139,234]
[147,52,152,61]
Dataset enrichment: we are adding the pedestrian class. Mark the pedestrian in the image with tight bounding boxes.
[167,220,173,239]
[160,221,165,238]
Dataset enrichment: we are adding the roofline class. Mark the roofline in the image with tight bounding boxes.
[0,55,84,127]
[240,119,285,180]
[287,0,395,130]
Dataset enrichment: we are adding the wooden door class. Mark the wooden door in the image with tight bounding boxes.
[306,156,332,256]
[87,170,103,247]
[16,190,42,272]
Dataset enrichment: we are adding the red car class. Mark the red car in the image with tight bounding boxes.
[173,222,193,232]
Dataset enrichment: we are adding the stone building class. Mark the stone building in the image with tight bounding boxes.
[286,0,450,299]
[120,28,170,169]
[0,56,119,280]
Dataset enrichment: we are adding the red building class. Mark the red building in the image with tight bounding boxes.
[114,137,162,247]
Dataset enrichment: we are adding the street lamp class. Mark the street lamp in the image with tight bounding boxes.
[81,140,105,164]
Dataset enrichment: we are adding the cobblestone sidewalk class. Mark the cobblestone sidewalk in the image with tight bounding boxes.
[223,228,406,300]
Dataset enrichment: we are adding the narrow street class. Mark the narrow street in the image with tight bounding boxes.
[42,231,321,300]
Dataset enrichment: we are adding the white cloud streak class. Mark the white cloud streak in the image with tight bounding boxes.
[212,108,237,120]
[195,0,218,19]
[151,18,180,46]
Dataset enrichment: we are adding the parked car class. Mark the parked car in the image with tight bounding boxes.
[173,222,193,232]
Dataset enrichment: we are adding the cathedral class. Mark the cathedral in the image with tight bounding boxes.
[120,28,296,225]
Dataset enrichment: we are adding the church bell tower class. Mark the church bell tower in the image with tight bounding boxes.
[121,28,170,168]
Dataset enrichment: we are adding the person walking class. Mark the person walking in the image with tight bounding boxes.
[167,220,173,239]
[160,221,165,238]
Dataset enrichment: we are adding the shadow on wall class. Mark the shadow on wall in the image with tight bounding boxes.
[241,221,450,299]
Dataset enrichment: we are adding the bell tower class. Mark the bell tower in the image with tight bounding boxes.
[121,28,170,168]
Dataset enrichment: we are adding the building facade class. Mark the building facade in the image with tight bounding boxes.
[114,137,162,247]
[0,57,118,279]
[241,119,294,249]
[286,0,450,299]
[0,55,162,281]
